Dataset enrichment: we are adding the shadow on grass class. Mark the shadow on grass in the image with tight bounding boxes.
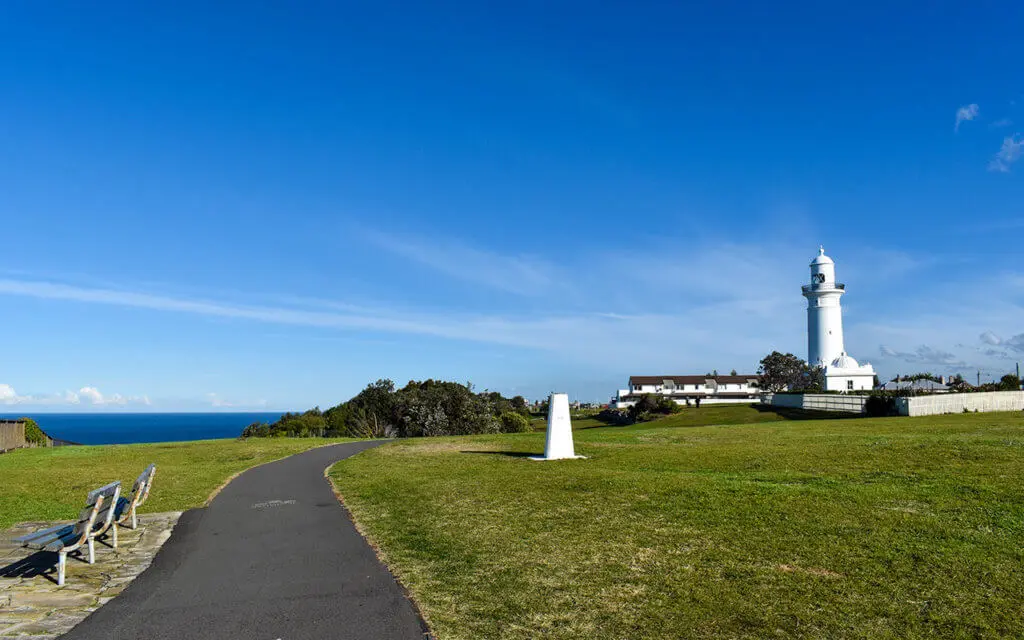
[751,404,861,421]
[577,422,628,430]
[460,451,538,458]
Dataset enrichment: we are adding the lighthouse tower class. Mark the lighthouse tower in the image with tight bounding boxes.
[801,247,875,392]
[803,247,845,366]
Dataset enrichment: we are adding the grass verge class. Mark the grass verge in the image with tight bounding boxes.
[330,409,1024,639]
[0,437,352,528]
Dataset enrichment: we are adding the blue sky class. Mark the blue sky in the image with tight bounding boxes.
[1,1,1022,411]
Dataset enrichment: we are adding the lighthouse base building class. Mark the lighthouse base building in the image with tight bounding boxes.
[802,247,876,392]
[821,353,875,392]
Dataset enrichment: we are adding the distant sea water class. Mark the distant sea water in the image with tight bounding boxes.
[0,413,286,446]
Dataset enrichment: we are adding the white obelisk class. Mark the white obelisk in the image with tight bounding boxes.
[530,393,584,460]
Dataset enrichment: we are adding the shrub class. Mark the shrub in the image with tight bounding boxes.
[655,396,683,414]
[19,418,49,445]
[596,409,634,425]
[499,412,532,433]
[865,395,897,417]
[245,378,530,439]
[241,422,271,438]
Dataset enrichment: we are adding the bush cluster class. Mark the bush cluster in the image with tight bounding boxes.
[596,408,634,425]
[242,379,532,439]
[595,394,683,426]
[864,395,898,417]
[19,418,49,445]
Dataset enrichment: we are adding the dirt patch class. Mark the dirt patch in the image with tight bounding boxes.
[777,564,843,578]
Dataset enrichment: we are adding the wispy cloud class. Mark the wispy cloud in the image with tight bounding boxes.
[363,231,558,297]
[0,239,1020,387]
[988,134,1022,172]
[0,274,797,372]
[955,103,979,132]
[878,344,966,368]
[991,118,1013,128]
[880,342,966,366]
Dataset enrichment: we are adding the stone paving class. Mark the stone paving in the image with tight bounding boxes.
[0,512,181,639]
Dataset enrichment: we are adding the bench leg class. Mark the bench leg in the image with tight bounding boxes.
[131,510,137,530]
[112,523,118,548]
[88,538,95,564]
[58,551,66,586]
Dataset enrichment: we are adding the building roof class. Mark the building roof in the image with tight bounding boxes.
[877,379,950,392]
[830,353,860,368]
[629,375,758,386]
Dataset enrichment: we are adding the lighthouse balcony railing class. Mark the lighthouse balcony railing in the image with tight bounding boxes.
[802,283,845,294]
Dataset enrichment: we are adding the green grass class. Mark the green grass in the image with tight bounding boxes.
[0,437,352,528]
[330,409,1024,639]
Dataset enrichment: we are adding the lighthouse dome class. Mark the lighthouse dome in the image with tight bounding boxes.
[830,352,860,369]
[810,246,834,266]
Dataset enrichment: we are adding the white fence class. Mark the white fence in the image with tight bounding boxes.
[896,391,1024,417]
[760,393,868,414]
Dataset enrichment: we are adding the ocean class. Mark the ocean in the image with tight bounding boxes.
[0,413,286,445]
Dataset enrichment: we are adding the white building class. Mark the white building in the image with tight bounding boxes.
[612,375,760,408]
[802,247,875,392]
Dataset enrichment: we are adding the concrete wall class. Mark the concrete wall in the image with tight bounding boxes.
[0,421,27,452]
[896,391,1024,417]
[761,393,868,414]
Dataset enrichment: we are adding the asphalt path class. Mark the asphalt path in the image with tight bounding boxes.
[62,441,429,640]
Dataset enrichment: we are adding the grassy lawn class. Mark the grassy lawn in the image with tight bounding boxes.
[330,408,1024,639]
[0,437,351,528]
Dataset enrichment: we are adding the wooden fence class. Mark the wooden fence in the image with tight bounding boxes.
[0,421,27,452]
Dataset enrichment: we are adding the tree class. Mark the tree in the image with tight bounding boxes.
[757,351,807,392]
[730,369,738,376]
[998,374,1022,391]
[509,395,529,415]
[795,365,825,393]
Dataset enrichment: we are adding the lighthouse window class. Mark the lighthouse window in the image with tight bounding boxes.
[847,380,854,391]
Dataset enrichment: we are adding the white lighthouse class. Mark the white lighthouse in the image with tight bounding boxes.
[802,247,875,392]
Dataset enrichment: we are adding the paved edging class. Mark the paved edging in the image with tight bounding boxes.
[0,512,181,639]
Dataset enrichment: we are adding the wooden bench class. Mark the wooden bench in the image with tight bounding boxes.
[14,481,121,586]
[112,464,156,536]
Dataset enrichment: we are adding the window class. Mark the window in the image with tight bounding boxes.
[847,380,854,391]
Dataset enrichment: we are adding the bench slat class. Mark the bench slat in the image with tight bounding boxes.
[20,525,75,549]
[43,528,86,552]
[77,504,101,523]
[14,523,73,544]
[137,464,156,506]
[87,481,120,504]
